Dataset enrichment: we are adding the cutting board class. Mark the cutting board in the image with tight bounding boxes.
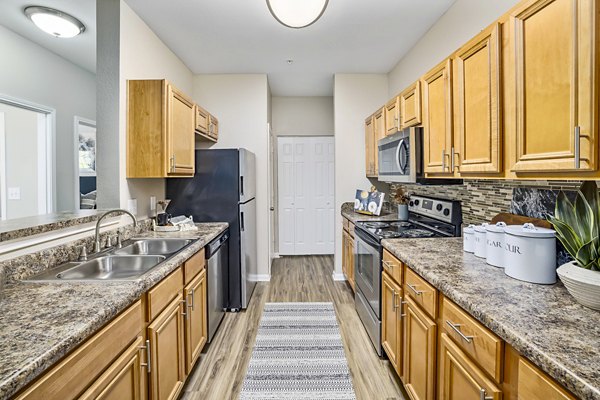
[490,212,552,229]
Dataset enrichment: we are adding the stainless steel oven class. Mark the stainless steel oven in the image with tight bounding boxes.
[354,228,382,355]
[378,127,421,183]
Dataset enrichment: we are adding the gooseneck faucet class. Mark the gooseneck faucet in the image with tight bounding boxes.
[94,209,138,253]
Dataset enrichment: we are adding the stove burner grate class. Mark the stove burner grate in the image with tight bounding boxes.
[402,229,435,238]
[390,221,413,228]
[363,222,390,229]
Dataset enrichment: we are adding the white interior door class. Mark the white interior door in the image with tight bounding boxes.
[278,136,335,255]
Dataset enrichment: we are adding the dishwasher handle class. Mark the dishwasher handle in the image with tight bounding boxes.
[206,231,229,258]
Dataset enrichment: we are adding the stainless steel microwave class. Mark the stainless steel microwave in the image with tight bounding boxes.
[377,127,422,183]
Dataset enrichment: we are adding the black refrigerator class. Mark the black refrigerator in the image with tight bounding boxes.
[166,149,257,311]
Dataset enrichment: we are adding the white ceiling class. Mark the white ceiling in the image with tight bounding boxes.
[124,0,455,96]
[0,0,96,73]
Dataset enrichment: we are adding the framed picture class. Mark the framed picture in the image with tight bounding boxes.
[354,189,385,216]
[78,123,96,177]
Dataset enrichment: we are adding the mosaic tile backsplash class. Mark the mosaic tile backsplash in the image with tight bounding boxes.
[389,179,582,225]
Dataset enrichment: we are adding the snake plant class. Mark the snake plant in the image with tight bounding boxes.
[548,181,600,271]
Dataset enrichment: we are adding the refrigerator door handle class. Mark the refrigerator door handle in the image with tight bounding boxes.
[240,212,245,231]
[240,176,244,196]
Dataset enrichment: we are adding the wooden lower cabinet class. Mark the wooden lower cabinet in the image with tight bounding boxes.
[438,333,502,400]
[342,228,355,291]
[148,295,186,400]
[517,357,576,400]
[184,268,208,374]
[80,336,147,400]
[381,271,403,377]
[403,296,437,400]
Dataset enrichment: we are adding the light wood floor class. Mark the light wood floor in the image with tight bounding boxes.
[181,255,405,400]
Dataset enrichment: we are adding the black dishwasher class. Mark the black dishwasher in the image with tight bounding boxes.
[206,230,228,342]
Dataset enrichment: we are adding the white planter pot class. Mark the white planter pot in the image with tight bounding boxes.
[557,261,600,311]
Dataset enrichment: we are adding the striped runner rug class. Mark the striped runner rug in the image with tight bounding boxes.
[240,302,356,400]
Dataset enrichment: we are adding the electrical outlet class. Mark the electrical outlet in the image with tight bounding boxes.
[8,187,20,200]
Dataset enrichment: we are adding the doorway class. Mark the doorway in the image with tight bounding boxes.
[0,98,54,220]
[74,117,97,210]
[278,136,335,255]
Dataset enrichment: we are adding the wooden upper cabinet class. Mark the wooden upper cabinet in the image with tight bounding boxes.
[385,96,401,135]
[382,272,403,378]
[209,114,219,140]
[510,0,598,173]
[438,333,502,400]
[127,80,195,178]
[194,104,209,135]
[400,80,422,129]
[422,59,454,175]
[365,114,376,177]
[454,23,502,174]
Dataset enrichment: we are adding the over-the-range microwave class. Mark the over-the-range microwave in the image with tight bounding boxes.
[377,127,462,185]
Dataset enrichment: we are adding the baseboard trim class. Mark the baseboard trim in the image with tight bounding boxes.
[252,274,271,282]
[332,272,347,281]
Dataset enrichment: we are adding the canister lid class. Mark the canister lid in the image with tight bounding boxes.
[505,223,556,238]
[463,224,476,234]
[485,221,507,233]
[474,223,489,233]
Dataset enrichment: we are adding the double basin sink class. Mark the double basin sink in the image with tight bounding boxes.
[27,239,194,282]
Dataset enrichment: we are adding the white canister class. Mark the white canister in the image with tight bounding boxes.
[504,223,556,284]
[485,222,507,268]
[463,225,476,253]
[474,223,488,258]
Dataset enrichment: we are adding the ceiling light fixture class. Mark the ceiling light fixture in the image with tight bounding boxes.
[24,6,86,38]
[266,0,329,29]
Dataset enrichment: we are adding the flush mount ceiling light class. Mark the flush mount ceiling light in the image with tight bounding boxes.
[266,0,329,29]
[24,6,85,38]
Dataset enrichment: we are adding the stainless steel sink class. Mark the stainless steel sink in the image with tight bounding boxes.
[114,239,193,256]
[27,255,165,281]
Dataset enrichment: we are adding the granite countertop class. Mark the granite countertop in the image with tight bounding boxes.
[341,202,400,224]
[382,237,600,400]
[0,222,228,400]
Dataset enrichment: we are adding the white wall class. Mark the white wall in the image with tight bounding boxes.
[192,74,271,278]
[388,0,520,95]
[271,97,334,136]
[0,24,96,213]
[333,74,388,277]
[119,1,194,217]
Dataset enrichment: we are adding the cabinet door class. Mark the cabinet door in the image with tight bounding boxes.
[401,81,422,129]
[423,59,454,175]
[382,272,402,376]
[184,269,208,374]
[454,23,502,174]
[438,333,502,400]
[510,0,597,173]
[348,236,355,291]
[195,105,209,135]
[209,114,219,140]
[167,84,195,175]
[518,357,576,400]
[148,296,186,400]
[403,297,436,400]
[374,107,385,174]
[80,336,146,400]
[365,115,376,177]
[385,97,401,136]
[341,229,348,279]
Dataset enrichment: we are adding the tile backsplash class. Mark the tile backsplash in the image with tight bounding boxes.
[389,179,582,225]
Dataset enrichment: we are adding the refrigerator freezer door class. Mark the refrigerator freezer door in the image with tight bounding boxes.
[239,198,257,308]
[239,149,256,203]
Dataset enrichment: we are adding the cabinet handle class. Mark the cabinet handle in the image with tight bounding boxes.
[139,339,151,374]
[382,260,393,272]
[181,299,187,318]
[406,283,423,296]
[393,291,400,310]
[400,300,407,318]
[480,388,493,400]
[188,289,195,311]
[170,155,176,172]
[451,146,459,171]
[446,320,474,343]
[574,126,581,169]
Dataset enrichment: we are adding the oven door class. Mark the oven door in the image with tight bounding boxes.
[354,228,382,318]
[378,128,418,183]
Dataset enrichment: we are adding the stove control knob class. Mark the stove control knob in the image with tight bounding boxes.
[414,199,420,206]
[443,208,450,216]
[436,204,443,211]
[409,201,414,207]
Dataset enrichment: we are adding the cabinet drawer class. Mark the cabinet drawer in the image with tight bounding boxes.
[184,248,205,285]
[17,300,142,400]
[382,249,403,285]
[518,357,576,400]
[441,296,503,383]
[147,267,183,321]
[404,267,437,318]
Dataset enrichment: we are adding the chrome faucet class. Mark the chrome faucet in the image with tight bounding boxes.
[94,209,138,253]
